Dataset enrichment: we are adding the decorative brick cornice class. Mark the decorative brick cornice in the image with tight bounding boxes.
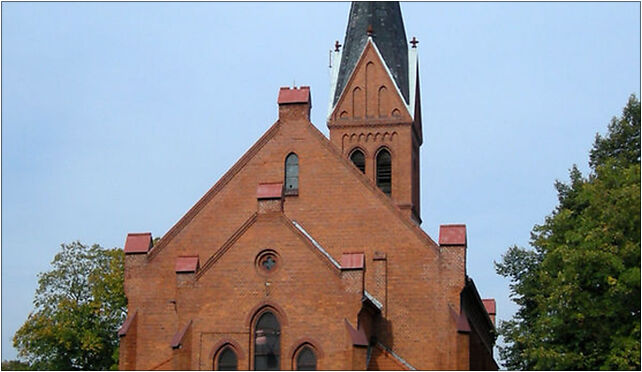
[328,120,412,129]
[147,121,281,261]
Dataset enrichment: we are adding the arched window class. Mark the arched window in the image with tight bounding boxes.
[216,346,238,371]
[285,153,299,194]
[376,149,391,195]
[350,149,366,173]
[295,346,317,370]
[254,311,280,370]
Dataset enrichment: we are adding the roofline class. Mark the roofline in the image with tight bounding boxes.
[195,212,258,280]
[376,342,416,370]
[304,117,440,254]
[369,37,412,114]
[290,219,342,270]
[328,37,412,120]
[408,47,419,121]
[327,48,343,119]
[147,120,281,261]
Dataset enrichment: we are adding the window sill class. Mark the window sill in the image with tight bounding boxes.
[284,189,299,197]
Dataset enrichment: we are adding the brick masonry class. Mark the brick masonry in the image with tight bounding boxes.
[119,16,496,370]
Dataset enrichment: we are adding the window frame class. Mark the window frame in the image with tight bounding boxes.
[284,153,299,196]
[253,310,282,371]
[375,147,392,196]
[349,147,366,174]
[213,343,240,371]
[293,344,317,371]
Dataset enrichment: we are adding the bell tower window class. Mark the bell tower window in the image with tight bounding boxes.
[284,153,299,195]
[349,149,366,173]
[254,311,281,370]
[376,148,391,195]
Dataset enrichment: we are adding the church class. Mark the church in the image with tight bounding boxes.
[118,2,498,370]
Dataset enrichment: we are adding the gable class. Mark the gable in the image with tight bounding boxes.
[146,107,437,267]
[331,40,412,123]
[195,213,342,282]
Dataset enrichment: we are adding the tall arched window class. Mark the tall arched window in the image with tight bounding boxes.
[376,149,391,195]
[254,311,281,370]
[349,149,366,173]
[216,346,238,371]
[295,346,317,370]
[285,153,299,194]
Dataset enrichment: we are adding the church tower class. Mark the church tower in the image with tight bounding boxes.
[328,2,423,224]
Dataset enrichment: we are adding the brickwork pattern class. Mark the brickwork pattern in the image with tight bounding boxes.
[120,84,495,369]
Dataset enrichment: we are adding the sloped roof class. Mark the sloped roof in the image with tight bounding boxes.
[439,224,467,246]
[175,256,199,273]
[124,233,152,254]
[483,299,496,315]
[117,311,137,337]
[333,2,409,106]
[171,320,192,349]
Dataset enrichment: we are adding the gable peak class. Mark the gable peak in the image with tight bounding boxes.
[333,2,409,107]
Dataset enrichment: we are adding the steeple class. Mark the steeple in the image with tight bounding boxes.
[332,2,409,107]
[327,1,423,224]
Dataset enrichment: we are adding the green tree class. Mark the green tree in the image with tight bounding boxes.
[2,359,32,370]
[13,242,126,370]
[496,95,641,370]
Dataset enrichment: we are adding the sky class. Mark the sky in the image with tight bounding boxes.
[1,1,639,365]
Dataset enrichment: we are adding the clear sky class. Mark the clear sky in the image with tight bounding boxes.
[2,1,639,364]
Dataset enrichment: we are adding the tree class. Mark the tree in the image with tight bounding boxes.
[496,95,641,370]
[2,359,32,370]
[13,242,126,370]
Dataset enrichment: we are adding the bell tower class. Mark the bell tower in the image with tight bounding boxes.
[327,2,423,224]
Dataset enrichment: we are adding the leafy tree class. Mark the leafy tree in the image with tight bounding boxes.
[2,359,32,370]
[13,242,126,370]
[496,95,641,370]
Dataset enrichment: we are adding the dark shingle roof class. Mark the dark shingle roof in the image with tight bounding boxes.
[333,2,409,107]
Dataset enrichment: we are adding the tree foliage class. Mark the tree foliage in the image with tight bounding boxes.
[13,242,126,370]
[2,360,32,370]
[496,95,641,370]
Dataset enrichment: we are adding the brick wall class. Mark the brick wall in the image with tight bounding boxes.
[120,94,494,370]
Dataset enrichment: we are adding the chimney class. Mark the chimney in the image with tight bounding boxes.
[256,182,284,214]
[278,86,311,121]
[439,224,468,299]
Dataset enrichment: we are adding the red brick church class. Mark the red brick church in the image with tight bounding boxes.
[118,2,498,370]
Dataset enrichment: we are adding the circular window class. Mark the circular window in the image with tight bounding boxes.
[256,250,280,274]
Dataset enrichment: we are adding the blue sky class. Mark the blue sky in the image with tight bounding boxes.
[2,2,639,364]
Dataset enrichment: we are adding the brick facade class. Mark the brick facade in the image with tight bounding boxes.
[118,3,497,370]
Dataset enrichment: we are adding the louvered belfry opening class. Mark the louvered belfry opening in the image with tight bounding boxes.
[350,149,366,173]
[254,312,281,370]
[295,346,317,370]
[217,347,238,371]
[376,149,392,195]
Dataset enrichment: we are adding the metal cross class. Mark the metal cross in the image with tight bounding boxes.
[410,36,419,48]
[334,40,342,52]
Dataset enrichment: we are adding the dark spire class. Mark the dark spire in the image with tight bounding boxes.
[333,2,409,106]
